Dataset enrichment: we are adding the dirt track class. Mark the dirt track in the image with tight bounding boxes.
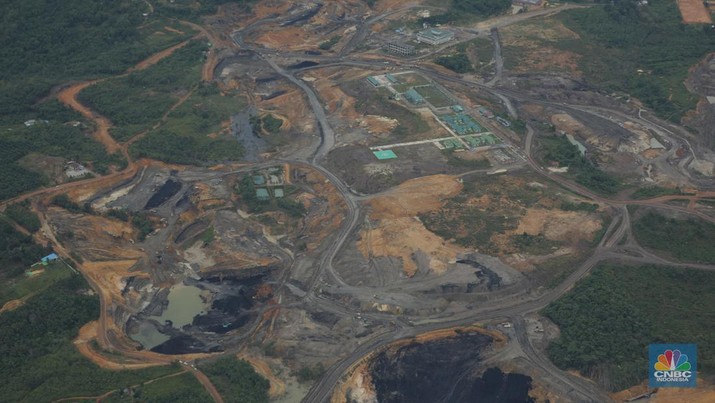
[238,354,286,398]
[129,39,192,72]
[189,367,225,403]
[57,81,120,155]
[0,299,23,314]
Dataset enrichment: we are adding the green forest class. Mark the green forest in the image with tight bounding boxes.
[130,83,246,164]
[105,372,213,403]
[0,0,194,201]
[544,263,715,391]
[421,0,512,24]
[556,0,715,122]
[0,220,51,283]
[0,275,181,401]
[633,211,715,264]
[201,357,270,403]
[79,40,207,142]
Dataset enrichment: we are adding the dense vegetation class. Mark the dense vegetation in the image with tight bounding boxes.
[130,83,245,164]
[153,0,256,20]
[633,211,715,263]
[540,135,619,195]
[544,263,715,391]
[0,275,179,401]
[0,220,51,281]
[107,372,212,403]
[4,202,41,233]
[0,0,193,201]
[200,357,269,403]
[435,53,473,74]
[260,114,284,134]
[421,0,511,24]
[630,185,688,200]
[319,35,342,50]
[79,40,207,141]
[0,0,188,122]
[556,0,715,122]
[0,101,123,200]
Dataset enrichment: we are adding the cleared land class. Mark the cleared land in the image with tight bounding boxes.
[677,0,713,24]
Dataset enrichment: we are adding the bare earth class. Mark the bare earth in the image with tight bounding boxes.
[678,0,713,24]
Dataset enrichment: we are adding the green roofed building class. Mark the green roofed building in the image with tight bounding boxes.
[274,188,284,198]
[367,76,380,87]
[373,150,398,160]
[403,88,424,105]
[256,188,270,200]
[252,175,266,185]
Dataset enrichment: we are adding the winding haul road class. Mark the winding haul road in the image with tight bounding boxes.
[231,8,715,403]
[6,4,714,403]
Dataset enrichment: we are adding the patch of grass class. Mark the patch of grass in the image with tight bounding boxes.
[555,0,715,122]
[538,135,620,195]
[132,213,155,242]
[560,201,599,212]
[319,35,342,50]
[0,275,180,401]
[343,80,429,138]
[421,204,517,255]
[633,211,715,264]
[414,85,454,108]
[511,233,559,255]
[0,260,73,307]
[200,357,269,403]
[543,263,715,391]
[630,185,690,200]
[535,253,588,289]
[295,362,325,383]
[120,372,212,403]
[261,114,283,134]
[442,150,491,168]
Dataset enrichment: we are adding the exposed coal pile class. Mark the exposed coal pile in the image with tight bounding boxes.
[144,179,182,210]
[193,310,254,334]
[457,259,502,290]
[191,273,271,334]
[280,4,322,26]
[370,333,534,402]
[289,61,319,69]
[151,334,221,355]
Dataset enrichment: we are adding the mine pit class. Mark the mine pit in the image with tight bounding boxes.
[128,272,274,354]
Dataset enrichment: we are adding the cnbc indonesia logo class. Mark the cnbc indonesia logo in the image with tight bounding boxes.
[649,344,697,388]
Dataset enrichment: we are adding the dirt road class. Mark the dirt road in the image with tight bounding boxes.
[129,39,192,72]
[57,81,120,155]
[186,365,225,403]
